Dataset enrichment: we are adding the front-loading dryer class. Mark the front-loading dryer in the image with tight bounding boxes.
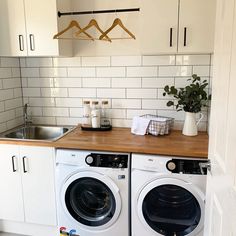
[56,149,130,236]
[131,154,208,236]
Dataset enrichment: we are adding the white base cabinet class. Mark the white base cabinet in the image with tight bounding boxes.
[0,145,57,227]
[0,0,72,57]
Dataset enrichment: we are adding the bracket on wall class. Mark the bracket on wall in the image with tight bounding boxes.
[58,8,140,18]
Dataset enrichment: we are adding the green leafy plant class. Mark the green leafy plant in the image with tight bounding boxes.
[163,74,211,113]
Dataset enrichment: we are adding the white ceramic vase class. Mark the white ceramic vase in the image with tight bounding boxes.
[182,112,204,136]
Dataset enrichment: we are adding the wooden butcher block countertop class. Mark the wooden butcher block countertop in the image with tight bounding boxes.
[0,126,209,158]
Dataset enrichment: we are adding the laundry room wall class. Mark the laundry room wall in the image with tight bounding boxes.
[20,54,212,131]
[0,57,23,133]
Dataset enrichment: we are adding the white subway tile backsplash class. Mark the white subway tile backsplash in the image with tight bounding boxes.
[7,54,211,131]
[127,109,157,119]
[69,88,97,98]
[11,68,21,77]
[26,58,53,67]
[0,110,15,123]
[21,68,40,77]
[5,98,22,110]
[112,99,141,109]
[54,77,82,88]
[142,100,172,110]
[82,57,110,67]
[27,77,54,88]
[159,66,192,77]
[0,68,12,78]
[56,98,82,108]
[41,88,68,98]
[3,78,21,89]
[53,57,81,67]
[143,55,175,66]
[97,67,126,77]
[0,89,14,101]
[110,109,126,119]
[1,58,19,67]
[69,108,84,117]
[42,107,69,117]
[112,78,141,88]
[68,68,96,77]
[127,89,157,99]
[176,55,211,66]
[23,88,41,97]
[142,77,174,88]
[33,116,56,125]
[97,89,126,98]
[40,68,67,78]
[82,78,110,88]
[193,66,210,76]
[127,67,157,77]
[7,117,23,130]
[56,117,81,126]
[111,56,142,66]
[29,98,55,107]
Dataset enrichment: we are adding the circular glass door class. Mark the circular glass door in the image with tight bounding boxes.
[61,171,121,229]
[137,178,204,236]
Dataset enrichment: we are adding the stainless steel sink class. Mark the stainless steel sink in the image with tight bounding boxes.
[1,125,73,141]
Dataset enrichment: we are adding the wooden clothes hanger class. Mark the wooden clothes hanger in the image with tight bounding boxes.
[75,19,112,42]
[99,18,136,40]
[53,20,94,40]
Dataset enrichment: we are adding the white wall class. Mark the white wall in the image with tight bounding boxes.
[20,54,211,130]
[0,58,23,133]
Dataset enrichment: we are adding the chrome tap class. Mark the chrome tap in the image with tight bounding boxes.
[24,103,32,126]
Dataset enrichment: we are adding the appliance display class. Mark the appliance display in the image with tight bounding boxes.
[56,150,130,236]
[131,154,208,236]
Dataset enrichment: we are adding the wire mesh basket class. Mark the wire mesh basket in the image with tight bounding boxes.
[141,114,174,136]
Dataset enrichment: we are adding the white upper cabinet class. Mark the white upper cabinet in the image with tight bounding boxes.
[178,0,216,53]
[140,0,179,54]
[141,0,216,54]
[0,0,27,56]
[0,0,72,57]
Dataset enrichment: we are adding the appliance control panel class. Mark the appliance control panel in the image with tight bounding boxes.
[166,159,209,175]
[85,153,128,168]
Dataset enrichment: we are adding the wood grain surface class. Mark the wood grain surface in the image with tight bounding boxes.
[0,126,209,158]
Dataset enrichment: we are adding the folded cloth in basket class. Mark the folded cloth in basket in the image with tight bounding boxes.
[131,116,151,135]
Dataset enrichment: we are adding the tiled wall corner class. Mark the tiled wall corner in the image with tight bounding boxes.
[20,54,212,130]
[0,57,23,133]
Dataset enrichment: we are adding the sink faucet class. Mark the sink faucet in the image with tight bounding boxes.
[24,103,32,126]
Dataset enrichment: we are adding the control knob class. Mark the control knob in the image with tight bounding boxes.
[85,155,94,165]
[167,161,176,171]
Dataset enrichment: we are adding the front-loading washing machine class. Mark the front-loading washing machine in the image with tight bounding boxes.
[131,154,208,236]
[56,149,130,236]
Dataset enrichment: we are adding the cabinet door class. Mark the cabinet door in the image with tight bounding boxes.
[20,146,57,226]
[140,0,179,54]
[178,0,216,53]
[0,0,27,56]
[24,0,59,56]
[0,145,24,222]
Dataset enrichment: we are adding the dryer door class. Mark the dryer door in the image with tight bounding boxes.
[137,178,205,236]
[61,171,121,230]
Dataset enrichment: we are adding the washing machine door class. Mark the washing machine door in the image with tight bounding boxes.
[137,178,205,236]
[61,171,121,230]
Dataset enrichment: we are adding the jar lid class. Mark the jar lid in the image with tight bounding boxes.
[92,101,99,105]
[83,101,90,104]
[102,101,109,105]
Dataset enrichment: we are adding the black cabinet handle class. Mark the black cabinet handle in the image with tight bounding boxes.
[29,34,35,51]
[12,156,17,172]
[170,28,173,47]
[18,35,24,51]
[184,27,187,47]
[22,156,27,173]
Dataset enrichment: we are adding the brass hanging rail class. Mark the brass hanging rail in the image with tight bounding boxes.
[58,8,140,18]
